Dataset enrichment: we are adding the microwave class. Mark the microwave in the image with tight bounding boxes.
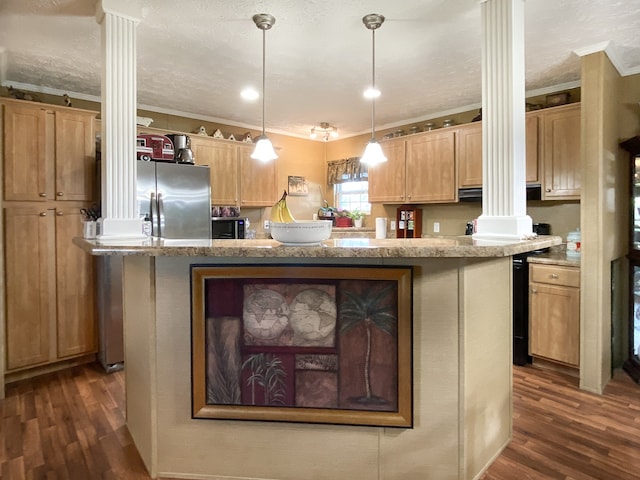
[211,217,246,239]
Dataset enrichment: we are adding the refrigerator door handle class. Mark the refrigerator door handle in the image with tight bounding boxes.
[157,192,165,238]
[150,192,158,237]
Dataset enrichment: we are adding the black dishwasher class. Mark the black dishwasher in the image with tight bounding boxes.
[512,252,533,365]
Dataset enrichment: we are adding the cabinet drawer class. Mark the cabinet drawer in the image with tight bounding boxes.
[530,264,580,287]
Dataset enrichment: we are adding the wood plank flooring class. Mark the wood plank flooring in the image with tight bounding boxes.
[1,362,638,479]
[482,366,640,480]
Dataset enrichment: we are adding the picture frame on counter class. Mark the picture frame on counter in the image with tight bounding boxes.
[190,264,414,428]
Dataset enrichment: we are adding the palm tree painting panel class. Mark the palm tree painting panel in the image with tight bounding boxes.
[191,265,413,427]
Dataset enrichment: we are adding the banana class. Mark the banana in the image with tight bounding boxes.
[270,190,296,223]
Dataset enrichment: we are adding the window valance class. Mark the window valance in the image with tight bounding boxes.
[327,157,368,185]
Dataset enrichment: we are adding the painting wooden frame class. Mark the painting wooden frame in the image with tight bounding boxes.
[287,175,308,196]
[191,264,413,428]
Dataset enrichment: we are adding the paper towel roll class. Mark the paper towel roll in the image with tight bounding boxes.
[375,217,387,239]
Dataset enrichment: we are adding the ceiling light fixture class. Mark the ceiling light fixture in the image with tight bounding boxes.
[360,13,387,166]
[240,87,259,101]
[250,13,278,163]
[310,122,339,142]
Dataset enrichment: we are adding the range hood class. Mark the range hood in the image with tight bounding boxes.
[458,184,542,202]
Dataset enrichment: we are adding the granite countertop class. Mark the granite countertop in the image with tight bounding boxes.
[527,248,581,267]
[74,235,562,259]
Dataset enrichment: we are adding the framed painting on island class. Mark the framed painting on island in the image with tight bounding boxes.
[190,264,413,428]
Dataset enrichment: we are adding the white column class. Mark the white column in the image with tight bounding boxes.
[474,0,533,240]
[96,0,144,239]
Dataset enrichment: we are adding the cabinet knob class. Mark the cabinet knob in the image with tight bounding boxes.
[39,212,47,217]
[39,192,47,197]
[57,192,64,197]
[545,188,551,192]
[56,211,64,216]
[550,273,559,279]
[530,287,537,294]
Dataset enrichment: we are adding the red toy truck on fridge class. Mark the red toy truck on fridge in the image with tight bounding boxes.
[136,134,174,161]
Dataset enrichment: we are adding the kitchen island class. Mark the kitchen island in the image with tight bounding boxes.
[75,235,561,480]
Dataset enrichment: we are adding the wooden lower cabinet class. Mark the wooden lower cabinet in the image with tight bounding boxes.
[4,204,96,371]
[529,263,580,367]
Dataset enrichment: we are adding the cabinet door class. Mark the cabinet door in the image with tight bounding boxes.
[3,103,50,201]
[529,282,580,366]
[54,110,96,201]
[406,131,456,203]
[192,137,239,205]
[525,113,540,183]
[541,104,581,199]
[4,206,55,369]
[239,145,277,207]
[55,207,96,358]
[368,139,406,203]
[457,123,483,188]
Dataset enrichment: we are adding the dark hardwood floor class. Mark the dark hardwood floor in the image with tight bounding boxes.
[482,366,640,480]
[1,362,638,479]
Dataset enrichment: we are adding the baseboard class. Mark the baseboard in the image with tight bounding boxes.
[531,356,579,378]
[4,353,97,384]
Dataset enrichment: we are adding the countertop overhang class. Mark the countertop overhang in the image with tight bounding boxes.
[74,235,562,259]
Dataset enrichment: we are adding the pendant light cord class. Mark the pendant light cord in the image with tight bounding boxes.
[261,27,266,136]
[371,28,376,141]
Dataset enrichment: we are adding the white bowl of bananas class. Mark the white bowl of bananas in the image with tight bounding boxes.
[270,191,332,245]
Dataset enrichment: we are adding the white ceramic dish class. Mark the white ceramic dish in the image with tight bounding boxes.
[270,220,332,245]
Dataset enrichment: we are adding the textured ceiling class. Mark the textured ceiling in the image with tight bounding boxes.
[1,0,639,139]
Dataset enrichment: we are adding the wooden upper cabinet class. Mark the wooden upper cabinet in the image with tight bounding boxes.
[525,113,540,183]
[3,103,49,201]
[541,103,581,199]
[2,100,96,202]
[406,130,456,203]
[192,136,239,205]
[239,144,277,207]
[4,205,55,369]
[457,123,483,188]
[456,113,540,189]
[368,139,407,203]
[54,110,96,201]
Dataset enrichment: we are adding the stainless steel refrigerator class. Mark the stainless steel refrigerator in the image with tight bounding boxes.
[97,160,212,372]
[136,160,212,239]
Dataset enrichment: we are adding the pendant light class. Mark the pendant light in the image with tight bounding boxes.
[360,13,387,166]
[251,13,278,162]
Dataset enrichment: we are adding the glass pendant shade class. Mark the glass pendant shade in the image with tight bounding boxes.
[360,139,387,166]
[251,13,278,162]
[251,135,278,162]
[361,14,386,166]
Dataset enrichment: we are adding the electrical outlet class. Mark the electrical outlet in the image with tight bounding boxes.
[433,222,440,233]
[264,220,270,230]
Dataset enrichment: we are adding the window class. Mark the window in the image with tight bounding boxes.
[335,181,371,214]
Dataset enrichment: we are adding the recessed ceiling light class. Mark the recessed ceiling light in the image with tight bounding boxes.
[363,87,381,99]
[241,87,259,100]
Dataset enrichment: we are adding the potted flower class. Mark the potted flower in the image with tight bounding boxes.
[318,200,337,225]
[334,209,353,227]
[348,209,365,228]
